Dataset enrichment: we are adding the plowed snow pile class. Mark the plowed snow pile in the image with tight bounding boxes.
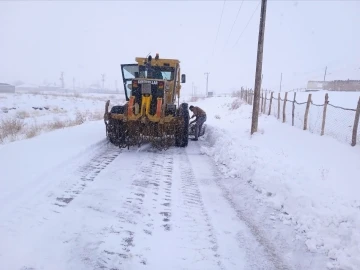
[193,96,360,270]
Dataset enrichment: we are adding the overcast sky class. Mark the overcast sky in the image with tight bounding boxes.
[0,0,359,96]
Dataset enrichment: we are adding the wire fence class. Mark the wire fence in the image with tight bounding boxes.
[236,88,360,147]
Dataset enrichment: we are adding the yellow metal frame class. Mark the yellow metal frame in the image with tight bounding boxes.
[109,94,176,123]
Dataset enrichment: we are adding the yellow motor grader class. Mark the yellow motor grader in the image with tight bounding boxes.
[104,53,189,150]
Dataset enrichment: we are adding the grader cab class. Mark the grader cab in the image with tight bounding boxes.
[104,53,189,150]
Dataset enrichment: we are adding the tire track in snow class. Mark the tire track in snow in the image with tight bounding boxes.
[63,151,147,270]
[81,148,224,270]
[53,147,121,209]
[0,139,109,209]
[127,152,175,268]
[2,141,123,270]
[187,143,292,270]
[171,150,225,270]
[0,140,121,234]
[87,151,175,269]
[92,153,154,269]
[121,149,225,270]
[155,154,173,232]
[208,165,292,270]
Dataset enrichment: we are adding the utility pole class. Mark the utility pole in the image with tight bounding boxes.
[280,72,282,92]
[204,72,210,97]
[59,72,65,89]
[324,66,327,81]
[101,74,105,90]
[251,0,267,135]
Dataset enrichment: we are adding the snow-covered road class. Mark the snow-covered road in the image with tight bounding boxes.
[3,93,356,269]
[1,135,291,270]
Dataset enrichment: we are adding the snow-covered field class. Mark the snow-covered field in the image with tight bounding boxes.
[0,91,125,144]
[1,91,359,270]
[259,90,360,146]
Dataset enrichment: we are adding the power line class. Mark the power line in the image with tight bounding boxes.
[211,0,226,57]
[223,0,244,50]
[233,1,261,48]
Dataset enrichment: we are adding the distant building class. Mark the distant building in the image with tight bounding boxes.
[307,80,360,91]
[38,85,61,91]
[306,81,324,90]
[0,83,15,93]
[15,84,40,92]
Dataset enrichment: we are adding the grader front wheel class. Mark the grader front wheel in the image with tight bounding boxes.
[175,103,190,147]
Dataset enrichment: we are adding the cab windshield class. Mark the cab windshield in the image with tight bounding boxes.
[139,65,175,80]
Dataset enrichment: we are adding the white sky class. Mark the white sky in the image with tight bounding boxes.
[0,0,359,96]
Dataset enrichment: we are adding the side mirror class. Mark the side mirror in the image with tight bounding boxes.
[134,72,139,78]
[181,74,186,83]
[127,84,132,90]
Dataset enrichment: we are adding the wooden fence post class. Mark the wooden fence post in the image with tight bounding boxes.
[351,97,360,146]
[264,92,267,114]
[292,92,296,126]
[277,93,281,119]
[303,93,312,130]
[261,92,264,114]
[321,93,329,136]
[283,92,288,123]
[268,92,273,115]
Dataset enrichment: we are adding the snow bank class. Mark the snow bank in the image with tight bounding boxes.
[0,121,106,204]
[0,119,114,270]
[193,97,360,270]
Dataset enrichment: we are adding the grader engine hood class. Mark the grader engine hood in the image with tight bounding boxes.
[130,79,166,116]
[135,79,164,94]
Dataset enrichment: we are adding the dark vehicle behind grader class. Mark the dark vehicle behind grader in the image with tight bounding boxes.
[104,53,189,150]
